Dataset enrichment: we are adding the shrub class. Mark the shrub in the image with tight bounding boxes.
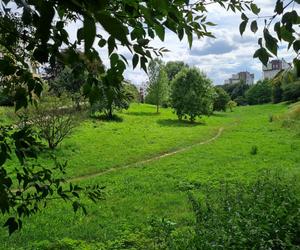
[282,81,300,102]
[171,67,214,122]
[272,82,283,103]
[188,172,300,249]
[227,100,237,112]
[250,145,258,155]
[32,100,78,149]
[213,87,230,112]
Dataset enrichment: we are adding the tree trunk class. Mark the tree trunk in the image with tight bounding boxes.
[156,104,159,113]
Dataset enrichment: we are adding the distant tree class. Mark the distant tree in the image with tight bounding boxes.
[49,66,86,110]
[171,68,214,122]
[90,79,134,119]
[245,80,272,105]
[213,87,230,112]
[272,67,300,103]
[227,100,237,112]
[221,80,250,105]
[165,61,188,82]
[145,59,169,113]
[124,81,140,103]
[33,99,78,149]
[272,82,283,104]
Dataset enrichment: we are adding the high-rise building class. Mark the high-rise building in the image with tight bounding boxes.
[262,59,291,79]
[224,71,254,85]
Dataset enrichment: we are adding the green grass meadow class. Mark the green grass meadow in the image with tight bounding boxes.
[1,103,300,249]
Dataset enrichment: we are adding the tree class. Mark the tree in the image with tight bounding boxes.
[213,87,231,112]
[1,0,300,235]
[90,79,134,119]
[272,67,300,103]
[124,81,140,103]
[171,68,214,122]
[221,80,250,105]
[165,61,188,82]
[245,80,272,105]
[145,59,169,113]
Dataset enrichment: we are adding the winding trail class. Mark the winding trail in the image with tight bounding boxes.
[70,127,224,182]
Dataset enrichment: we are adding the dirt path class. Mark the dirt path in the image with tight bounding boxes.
[70,127,224,182]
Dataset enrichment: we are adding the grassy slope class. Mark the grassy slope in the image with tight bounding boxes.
[1,103,300,249]
[6,104,233,178]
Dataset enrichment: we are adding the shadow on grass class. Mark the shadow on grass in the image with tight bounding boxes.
[125,111,160,117]
[90,114,123,122]
[157,119,205,127]
[212,112,227,117]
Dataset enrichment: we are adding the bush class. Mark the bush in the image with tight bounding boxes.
[234,95,248,106]
[282,81,300,102]
[0,92,13,106]
[188,172,300,249]
[171,67,214,122]
[245,80,272,105]
[227,100,237,112]
[272,83,283,103]
[32,99,79,149]
[213,87,230,112]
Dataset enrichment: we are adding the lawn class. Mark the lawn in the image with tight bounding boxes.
[1,103,300,249]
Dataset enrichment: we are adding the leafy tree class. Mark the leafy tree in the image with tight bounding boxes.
[171,68,214,122]
[245,80,272,105]
[49,67,86,110]
[145,59,169,113]
[221,81,250,106]
[1,0,300,234]
[273,67,300,103]
[165,61,188,82]
[90,79,134,119]
[213,87,230,112]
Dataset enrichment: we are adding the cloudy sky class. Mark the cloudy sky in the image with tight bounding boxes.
[61,1,298,86]
[119,0,299,86]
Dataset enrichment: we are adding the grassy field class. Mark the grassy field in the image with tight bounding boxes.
[1,103,300,249]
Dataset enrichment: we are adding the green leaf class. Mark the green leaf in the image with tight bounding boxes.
[96,11,129,45]
[293,40,300,52]
[83,16,96,52]
[253,47,270,66]
[294,58,300,77]
[107,36,116,55]
[141,57,147,73]
[275,0,284,14]
[250,20,258,33]
[154,24,165,41]
[274,22,281,41]
[132,54,139,69]
[264,29,278,55]
[250,3,260,15]
[280,26,295,43]
[98,39,106,48]
[241,13,248,21]
[239,20,248,35]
